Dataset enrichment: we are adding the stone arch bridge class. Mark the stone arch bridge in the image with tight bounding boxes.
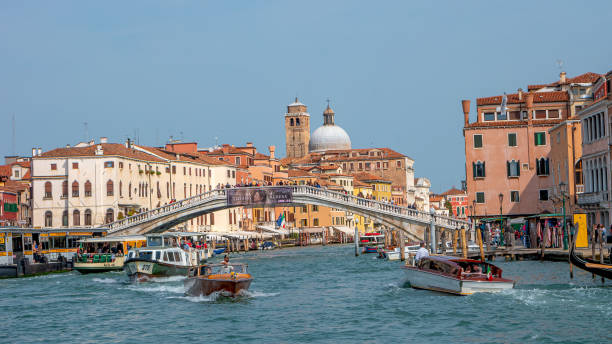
[102,186,472,244]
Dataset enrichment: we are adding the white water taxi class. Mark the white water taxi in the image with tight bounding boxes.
[404,256,515,295]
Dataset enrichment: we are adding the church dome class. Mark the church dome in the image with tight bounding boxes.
[308,103,351,152]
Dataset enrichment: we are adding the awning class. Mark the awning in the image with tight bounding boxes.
[509,217,525,224]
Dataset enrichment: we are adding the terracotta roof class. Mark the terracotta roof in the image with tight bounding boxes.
[429,195,444,202]
[353,180,371,188]
[0,165,11,178]
[441,187,465,196]
[22,171,31,180]
[288,169,317,178]
[527,72,602,90]
[254,153,270,160]
[322,148,407,161]
[352,172,392,183]
[140,146,230,166]
[40,144,166,163]
[477,91,569,106]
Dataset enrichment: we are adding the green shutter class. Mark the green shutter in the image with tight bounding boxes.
[472,162,476,179]
[518,160,521,176]
[507,161,510,177]
[482,162,486,177]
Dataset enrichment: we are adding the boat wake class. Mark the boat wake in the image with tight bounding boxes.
[148,275,187,283]
[125,284,185,294]
[239,290,279,298]
[92,277,120,284]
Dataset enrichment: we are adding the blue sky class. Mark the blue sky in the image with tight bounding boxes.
[1,1,611,192]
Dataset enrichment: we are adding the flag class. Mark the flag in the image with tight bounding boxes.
[276,213,286,228]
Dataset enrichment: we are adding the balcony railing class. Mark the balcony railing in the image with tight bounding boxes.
[577,191,605,205]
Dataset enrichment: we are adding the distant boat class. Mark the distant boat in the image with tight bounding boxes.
[403,256,515,295]
[213,248,226,255]
[385,245,420,261]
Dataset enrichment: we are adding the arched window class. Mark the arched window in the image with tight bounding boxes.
[507,160,520,177]
[210,213,215,226]
[472,161,486,178]
[84,180,92,197]
[536,158,550,176]
[72,181,79,197]
[296,118,300,126]
[119,181,123,197]
[84,209,92,226]
[290,118,294,126]
[129,182,132,198]
[107,180,114,196]
[44,211,53,227]
[62,210,68,226]
[62,181,68,198]
[105,208,114,223]
[44,182,52,199]
[73,209,80,226]
[166,182,169,198]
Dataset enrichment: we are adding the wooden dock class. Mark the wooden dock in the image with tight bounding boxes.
[446,247,609,262]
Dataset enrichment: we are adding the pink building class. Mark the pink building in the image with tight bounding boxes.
[463,72,600,219]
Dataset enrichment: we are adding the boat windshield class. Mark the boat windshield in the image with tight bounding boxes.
[200,264,247,275]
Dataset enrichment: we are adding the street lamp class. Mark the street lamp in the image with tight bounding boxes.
[499,192,504,246]
[559,181,568,250]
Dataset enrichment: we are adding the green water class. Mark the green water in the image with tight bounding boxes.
[1,245,610,343]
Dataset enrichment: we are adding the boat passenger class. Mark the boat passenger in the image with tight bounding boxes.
[221,255,233,273]
[415,242,429,262]
[473,265,482,274]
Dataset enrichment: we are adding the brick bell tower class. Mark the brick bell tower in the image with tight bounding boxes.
[285,97,310,158]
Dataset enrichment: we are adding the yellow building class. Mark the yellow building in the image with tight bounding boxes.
[354,172,392,202]
[353,180,374,234]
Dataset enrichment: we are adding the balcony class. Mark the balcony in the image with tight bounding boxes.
[575,184,584,194]
[577,191,606,205]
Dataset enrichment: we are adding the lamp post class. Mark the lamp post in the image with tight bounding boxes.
[498,192,504,246]
[560,181,568,250]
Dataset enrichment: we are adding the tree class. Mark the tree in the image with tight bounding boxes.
[444,200,453,217]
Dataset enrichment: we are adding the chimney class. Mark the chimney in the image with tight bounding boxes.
[37,148,42,156]
[518,88,523,101]
[461,100,470,126]
[560,71,567,83]
[526,92,534,124]
[66,144,71,148]
[95,144,104,156]
[32,148,37,157]
[268,145,276,159]
[100,137,108,144]
[246,142,253,147]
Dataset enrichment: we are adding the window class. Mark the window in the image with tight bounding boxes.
[473,134,483,148]
[183,167,186,175]
[72,162,79,169]
[72,181,79,197]
[535,110,547,119]
[534,132,546,146]
[358,163,363,170]
[296,118,300,126]
[475,192,485,203]
[105,208,114,223]
[232,170,235,178]
[104,161,114,168]
[510,191,519,203]
[44,211,53,227]
[236,157,241,165]
[290,118,294,126]
[44,182,52,199]
[509,111,521,120]
[62,210,68,226]
[50,163,57,171]
[172,166,176,174]
[82,180,91,197]
[548,109,560,118]
[302,205,308,213]
[313,218,319,226]
[84,209,92,226]
[227,170,230,178]
[62,181,68,198]
[483,112,495,121]
[497,111,507,120]
[73,210,80,226]
[119,181,123,197]
[119,162,123,169]
[536,158,550,176]
[107,180,114,196]
[539,189,549,201]
[396,160,401,168]
[508,133,517,147]
[472,161,485,178]
[14,170,19,178]
[312,205,319,211]
[507,160,520,177]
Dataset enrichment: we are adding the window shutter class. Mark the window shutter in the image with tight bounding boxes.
[545,158,550,175]
[518,160,520,176]
[507,161,510,177]
[472,162,476,179]
[482,162,486,177]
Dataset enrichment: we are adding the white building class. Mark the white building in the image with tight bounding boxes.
[31,139,237,232]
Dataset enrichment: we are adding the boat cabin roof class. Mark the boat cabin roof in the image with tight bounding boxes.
[423,256,487,266]
[78,235,145,244]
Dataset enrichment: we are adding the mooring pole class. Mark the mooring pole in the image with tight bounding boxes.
[429,211,436,254]
[476,227,485,261]
[399,229,405,261]
[460,227,468,259]
[354,227,359,256]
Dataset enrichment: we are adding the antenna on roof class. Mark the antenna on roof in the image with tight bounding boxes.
[12,114,16,156]
[556,59,564,72]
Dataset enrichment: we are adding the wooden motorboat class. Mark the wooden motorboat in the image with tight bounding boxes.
[385,245,420,261]
[569,234,612,280]
[403,256,515,295]
[184,263,252,297]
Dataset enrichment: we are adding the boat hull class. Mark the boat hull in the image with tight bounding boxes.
[184,275,252,297]
[404,267,514,295]
[363,246,379,253]
[74,257,125,274]
[124,258,190,282]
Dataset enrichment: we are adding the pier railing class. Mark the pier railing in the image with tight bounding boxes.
[102,186,471,234]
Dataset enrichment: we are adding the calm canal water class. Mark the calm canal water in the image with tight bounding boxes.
[1,245,611,344]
